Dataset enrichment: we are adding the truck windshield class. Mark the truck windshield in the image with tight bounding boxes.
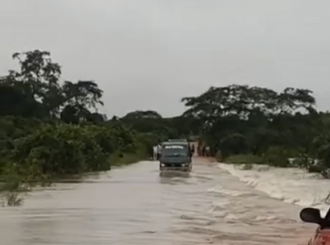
[162,145,187,157]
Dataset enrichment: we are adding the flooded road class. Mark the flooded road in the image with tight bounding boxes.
[1,158,315,245]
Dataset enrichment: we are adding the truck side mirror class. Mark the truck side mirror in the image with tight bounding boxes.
[300,208,323,225]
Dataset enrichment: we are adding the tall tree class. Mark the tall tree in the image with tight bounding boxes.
[61,80,104,123]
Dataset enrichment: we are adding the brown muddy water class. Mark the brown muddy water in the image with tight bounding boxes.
[0,158,316,245]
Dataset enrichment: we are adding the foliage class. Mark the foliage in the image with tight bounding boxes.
[2,48,330,207]
[0,50,177,205]
[181,84,330,174]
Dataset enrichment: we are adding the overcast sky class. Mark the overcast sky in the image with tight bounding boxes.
[0,0,329,117]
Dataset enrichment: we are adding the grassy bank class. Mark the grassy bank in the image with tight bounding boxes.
[220,152,327,177]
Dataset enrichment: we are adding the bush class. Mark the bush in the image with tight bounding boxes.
[219,133,248,159]
[262,146,297,167]
[13,124,98,179]
[9,122,150,181]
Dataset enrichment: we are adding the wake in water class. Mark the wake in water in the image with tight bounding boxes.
[218,163,330,215]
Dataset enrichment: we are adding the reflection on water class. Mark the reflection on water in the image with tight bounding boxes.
[1,160,314,245]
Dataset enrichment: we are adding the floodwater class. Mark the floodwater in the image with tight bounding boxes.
[0,158,319,245]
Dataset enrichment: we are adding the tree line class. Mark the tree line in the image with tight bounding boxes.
[119,76,330,176]
[0,50,175,205]
[181,85,330,174]
[0,49,329,205]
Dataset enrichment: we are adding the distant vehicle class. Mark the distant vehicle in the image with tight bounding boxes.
[159,141,192,172]
[299,207,330,245]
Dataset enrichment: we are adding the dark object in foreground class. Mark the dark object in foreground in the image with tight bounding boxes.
[300,207,330,244]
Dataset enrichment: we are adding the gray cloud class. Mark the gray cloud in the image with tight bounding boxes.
[0,0,329,116]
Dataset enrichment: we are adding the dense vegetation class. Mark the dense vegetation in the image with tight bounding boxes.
[1,49,330,205]
[181,85,330,176]
[0,50,191,205]
[120,84,330,176]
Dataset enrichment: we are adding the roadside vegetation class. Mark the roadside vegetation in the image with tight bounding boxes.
[0,50,193,206]
[2,49,330,206]
[181,84,330,177]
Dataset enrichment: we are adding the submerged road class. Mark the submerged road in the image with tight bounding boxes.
[1,158,314,245]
